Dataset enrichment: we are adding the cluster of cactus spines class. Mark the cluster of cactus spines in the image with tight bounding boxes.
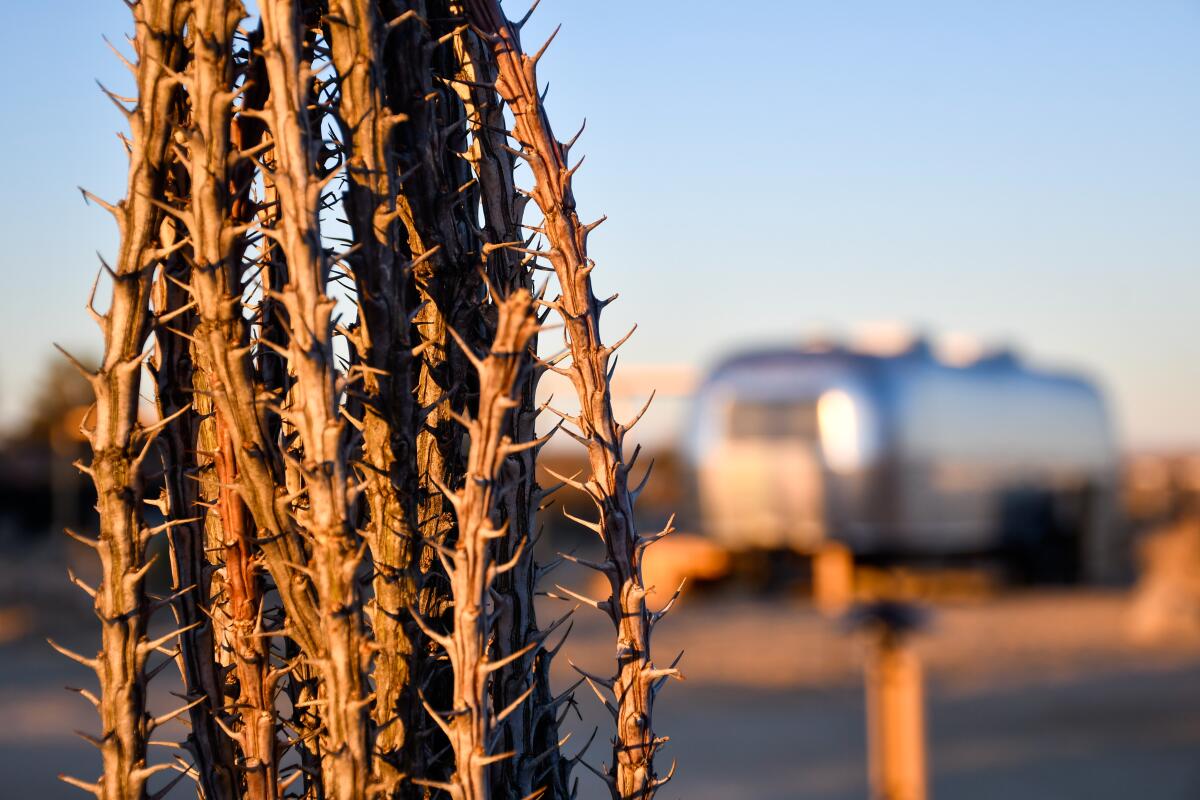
[466,3,682,797]
[65,1,675,799]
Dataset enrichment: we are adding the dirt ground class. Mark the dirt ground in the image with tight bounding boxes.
[3,589,1200,798]
[553,589,1200,799]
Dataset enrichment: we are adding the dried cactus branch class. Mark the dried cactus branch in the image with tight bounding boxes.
[172,7,291,799]
[324,3,420,792]
[450,18,570,797]
[377,2,490,782]
[213,415,280,800]
[152,254,240,800]
[73,3,190,798]
[436,288,539,800]
[180,0,324,668]
[465,4,678,797]
[259,1,372,796]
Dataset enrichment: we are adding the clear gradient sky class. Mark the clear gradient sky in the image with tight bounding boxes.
[1,1,1197,449]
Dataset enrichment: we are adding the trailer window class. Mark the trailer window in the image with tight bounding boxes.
[728,400,818,440]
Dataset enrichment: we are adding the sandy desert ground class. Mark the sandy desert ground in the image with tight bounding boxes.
[4,586,1200,799]
[554,590,1200,799]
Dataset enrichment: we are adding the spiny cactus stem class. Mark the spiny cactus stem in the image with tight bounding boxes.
[324,3,419,792]
[182,0,323,663]
[259,2,371,796]
[438,289,539,800]
[450,15,571,796]
[214,415,279,800]
[79,3,189,798]
[466,3,678,796]
[152,249,238,800]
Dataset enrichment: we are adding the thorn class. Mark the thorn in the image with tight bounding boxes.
[494,682,535,724]
[566,725,599,768]
[549,584,610,617]
[603,323,637,357]
[574,746,614,786]
[139,622,202,657]
[630,456,656,500]
[146,760,200,800]
[531,23,561,65]
[653,649,686,695]
[48,639,99,672]
[78,187,119,217]
[501,420,562,456]
[558,551,612,574]
[408,604,453,650]
[620,389,655,435]
[416,689,455,742]
[561,508,603,536]
[540,465,588,495]
[53,344,97,385]
[65,685,101,708]
[652,578,687,625]
[445,324,485,372]
[563,154,586,183]
[637,513,677,553]
[385,9,421,31]
[515,0,542,29]
[57,774,100,796]
[479,749,518,767]
[133,761,185,785]
[482,640,540,674]
[583,217,608,243]
[148,695,207,731]
[66,568,97,598]
[652,758,678,789]
[63,528,99,550]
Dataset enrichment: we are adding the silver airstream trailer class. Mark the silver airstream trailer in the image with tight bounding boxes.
[684,338,1121,581]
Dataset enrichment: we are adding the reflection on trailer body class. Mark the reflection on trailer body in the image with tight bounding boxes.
[684,342,1119,579]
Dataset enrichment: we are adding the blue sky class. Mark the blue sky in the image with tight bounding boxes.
[2,1,1197,449]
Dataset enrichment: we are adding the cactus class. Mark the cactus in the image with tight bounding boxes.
[66,2,674,799]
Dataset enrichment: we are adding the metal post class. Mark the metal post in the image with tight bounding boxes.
[849,601,930,800]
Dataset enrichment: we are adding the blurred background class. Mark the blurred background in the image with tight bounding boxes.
[2,0,1199,798]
